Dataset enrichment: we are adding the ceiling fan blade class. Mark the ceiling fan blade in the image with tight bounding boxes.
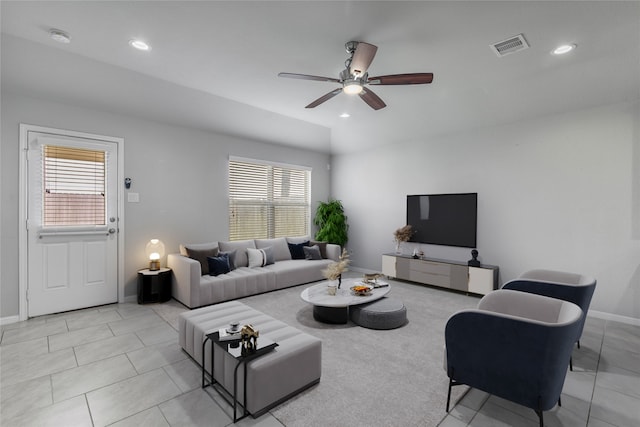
[305,88,343,108]
[278,72,340,83]
[368,73,434,85]
[350,42,378,76]
[359,87,386,110]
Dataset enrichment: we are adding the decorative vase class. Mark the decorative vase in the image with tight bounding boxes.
[395,241,402,254]
[327,283,337,296]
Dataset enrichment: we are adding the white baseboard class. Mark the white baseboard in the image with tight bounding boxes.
[122,295,137,304]
[588,310,640,326]
[0,315,20,326]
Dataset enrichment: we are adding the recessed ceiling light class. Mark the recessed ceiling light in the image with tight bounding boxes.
[552,44,576,55]
[129,39,151,51]
[49,29,71,44]
[340,113,350,118]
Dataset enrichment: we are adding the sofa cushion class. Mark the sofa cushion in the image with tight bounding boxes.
[199,267,278,303]
[219,240,256,268]
[263,258,333,288]
[310,240,328,259]
[255,237,291,261]
[288,241,309,260]
[207,254,231,276]
[303,245,322,260]
[286,235,311,244]
[182,245,219,275]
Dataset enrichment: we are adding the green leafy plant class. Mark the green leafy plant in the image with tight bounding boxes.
[314,199,349,247]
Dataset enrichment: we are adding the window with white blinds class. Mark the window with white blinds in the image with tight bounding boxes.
[229,157,311,241]
[43,145,107,226]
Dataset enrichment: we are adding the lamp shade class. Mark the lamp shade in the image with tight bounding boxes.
[145,239,165,270]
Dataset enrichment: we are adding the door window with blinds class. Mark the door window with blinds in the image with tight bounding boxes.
[229,157,311,240]
[42,145,107,226]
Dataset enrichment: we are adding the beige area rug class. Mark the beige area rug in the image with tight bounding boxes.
[241,273,479,427]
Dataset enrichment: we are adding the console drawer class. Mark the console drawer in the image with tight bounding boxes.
[409,259,451,275]
[409,270,451,288]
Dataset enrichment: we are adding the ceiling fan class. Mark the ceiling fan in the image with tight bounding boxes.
[278,41,433,110]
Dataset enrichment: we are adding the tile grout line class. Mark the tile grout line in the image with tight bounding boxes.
[584,319,606,426]
[83,393,96,427]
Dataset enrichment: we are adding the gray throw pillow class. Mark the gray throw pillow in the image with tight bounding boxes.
[303,245,322,260]
[262,246,275,265]
[219,250,237,270]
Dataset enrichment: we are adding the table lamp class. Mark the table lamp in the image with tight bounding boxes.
[145,238,165,271]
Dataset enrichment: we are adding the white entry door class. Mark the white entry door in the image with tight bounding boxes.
[26,129,119,317]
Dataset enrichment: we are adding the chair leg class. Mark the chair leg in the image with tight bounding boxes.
[558,396,562,407]
[569,356,573,371]
[577,340,581,349]
[446,377,453,412]
[536,397,544,427]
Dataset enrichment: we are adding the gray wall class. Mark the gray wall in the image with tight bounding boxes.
[1,92,332,318]
[332,101,640,320]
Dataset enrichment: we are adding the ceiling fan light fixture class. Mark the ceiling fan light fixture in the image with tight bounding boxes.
[343,80,363,95]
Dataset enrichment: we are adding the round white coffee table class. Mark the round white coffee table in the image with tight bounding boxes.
[300,278,390,324]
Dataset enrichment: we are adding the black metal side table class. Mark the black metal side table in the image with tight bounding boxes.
[202,331,278,422]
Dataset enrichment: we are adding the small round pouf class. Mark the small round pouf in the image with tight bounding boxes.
[350,297,407,330]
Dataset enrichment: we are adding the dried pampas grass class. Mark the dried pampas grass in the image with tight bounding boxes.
[394,225,414,243]
[323,248,350,280]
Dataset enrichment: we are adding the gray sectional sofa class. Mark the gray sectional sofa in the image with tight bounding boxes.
[167,236,340,308]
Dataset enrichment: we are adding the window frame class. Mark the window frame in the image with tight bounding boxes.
[228,156,311,241]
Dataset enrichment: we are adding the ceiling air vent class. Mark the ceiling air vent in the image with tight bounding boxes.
[490,34,529,57]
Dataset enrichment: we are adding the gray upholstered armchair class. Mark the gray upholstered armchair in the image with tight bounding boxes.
[444,289,583,427]
[502,269,596,349]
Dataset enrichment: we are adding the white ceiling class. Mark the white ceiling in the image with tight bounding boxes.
[2,1,639,154]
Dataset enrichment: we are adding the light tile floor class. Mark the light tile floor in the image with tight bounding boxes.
[1,299,638,426]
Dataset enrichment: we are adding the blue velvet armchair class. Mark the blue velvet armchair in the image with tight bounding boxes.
[503,269,596,348]
[444,289,583,427]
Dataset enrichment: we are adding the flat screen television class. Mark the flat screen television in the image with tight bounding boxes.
[406,193,477,248]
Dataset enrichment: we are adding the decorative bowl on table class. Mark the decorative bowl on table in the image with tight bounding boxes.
[350,284,373,296]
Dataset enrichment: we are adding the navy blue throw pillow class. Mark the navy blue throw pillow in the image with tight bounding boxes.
[288,241,309,260]
[207,254,231,276]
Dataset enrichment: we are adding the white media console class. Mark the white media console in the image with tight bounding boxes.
[382,253,499,296]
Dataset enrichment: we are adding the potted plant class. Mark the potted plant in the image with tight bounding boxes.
[314,199,348,247]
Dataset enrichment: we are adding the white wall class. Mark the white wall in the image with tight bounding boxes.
[332,101,640,320]
[1,92,331,318]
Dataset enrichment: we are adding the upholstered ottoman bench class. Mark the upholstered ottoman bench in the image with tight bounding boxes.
[350,297,408,330]
[179,301,321,417]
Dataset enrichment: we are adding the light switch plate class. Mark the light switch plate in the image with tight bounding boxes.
[127,192,140,203]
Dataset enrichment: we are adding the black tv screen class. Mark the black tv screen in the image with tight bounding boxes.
[406,193,477,248]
